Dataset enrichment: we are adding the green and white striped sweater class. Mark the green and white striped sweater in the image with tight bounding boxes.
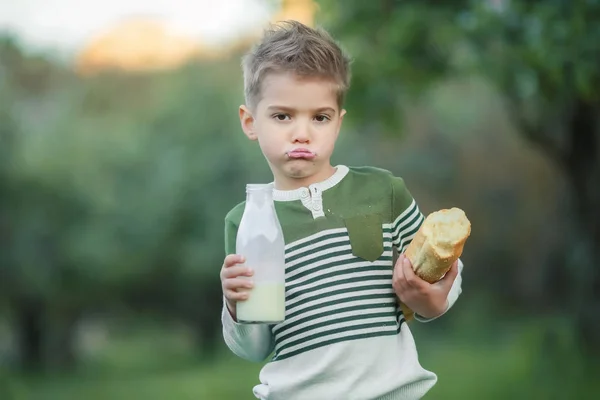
[221,165,463,400]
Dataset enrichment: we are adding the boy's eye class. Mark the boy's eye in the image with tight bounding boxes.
[273,113,290,121]
[315,115,330,122]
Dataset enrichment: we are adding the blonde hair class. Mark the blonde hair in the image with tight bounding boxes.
[242,20,352,109]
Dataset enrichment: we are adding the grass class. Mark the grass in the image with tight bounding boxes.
[1,319,265,400]
[8,353,261,400]
[3,316,599,400]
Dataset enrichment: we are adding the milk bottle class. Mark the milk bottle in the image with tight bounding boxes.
[236,183,286,324]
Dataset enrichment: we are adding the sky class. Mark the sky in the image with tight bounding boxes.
[0,0,273,55]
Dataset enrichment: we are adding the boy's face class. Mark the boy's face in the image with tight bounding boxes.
[239,71,346,190]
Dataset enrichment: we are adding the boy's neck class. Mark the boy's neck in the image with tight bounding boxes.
[273,165,337,191]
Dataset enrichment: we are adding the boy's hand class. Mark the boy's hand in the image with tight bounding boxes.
[392,253,458,319]
[220,254,254,320]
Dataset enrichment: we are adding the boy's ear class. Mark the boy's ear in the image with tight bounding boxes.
[336,108,347,136]
[239,105,258,141]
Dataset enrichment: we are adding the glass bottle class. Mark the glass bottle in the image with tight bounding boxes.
[236,183,286,324]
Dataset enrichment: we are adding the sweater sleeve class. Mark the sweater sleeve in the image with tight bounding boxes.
[221,208,275,362]
[390,175,464,323]
[390,176,425,255]
[221,299,275,362]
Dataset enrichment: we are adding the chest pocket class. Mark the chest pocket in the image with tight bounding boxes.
[344,213,384,262]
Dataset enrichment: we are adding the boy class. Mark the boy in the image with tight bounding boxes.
[220,20,463,400]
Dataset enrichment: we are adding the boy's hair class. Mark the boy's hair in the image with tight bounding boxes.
[242,20,352,110]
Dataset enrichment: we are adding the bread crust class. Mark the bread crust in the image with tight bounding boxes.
[399,208,471,321]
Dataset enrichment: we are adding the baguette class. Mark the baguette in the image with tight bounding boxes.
[399,207,471,321]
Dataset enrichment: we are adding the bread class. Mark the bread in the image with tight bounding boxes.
[399,207,471,321]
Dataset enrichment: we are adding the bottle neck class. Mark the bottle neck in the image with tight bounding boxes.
[246,184,274,207]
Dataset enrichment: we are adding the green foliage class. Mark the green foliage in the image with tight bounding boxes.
[317,0,600,130]
[0,42,270,362]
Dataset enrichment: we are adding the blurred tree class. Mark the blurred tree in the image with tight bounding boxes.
[0,35,261,370]
[317,0,600,352]
[0,37,71,371]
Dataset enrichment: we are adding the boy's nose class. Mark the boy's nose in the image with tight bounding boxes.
[291,123,311,143]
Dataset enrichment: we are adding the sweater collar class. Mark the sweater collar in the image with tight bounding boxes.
[272,165,349,202]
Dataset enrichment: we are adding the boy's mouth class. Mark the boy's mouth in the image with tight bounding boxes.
[286,148,316,160]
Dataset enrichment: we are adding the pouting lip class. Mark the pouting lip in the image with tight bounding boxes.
[286,148,317,159]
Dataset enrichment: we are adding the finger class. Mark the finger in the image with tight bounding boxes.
[393,254,408,292]
[440,260,459,288]
[225,289,249,302]
[392,255,399,291]
[402,255,426,290]
[392,254,401,281]
[221,265,254,280]
[223,277,254,291]
[223,254,245,268]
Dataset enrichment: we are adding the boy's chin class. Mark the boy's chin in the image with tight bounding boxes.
[283,161,333,179]
[284,163,315,179]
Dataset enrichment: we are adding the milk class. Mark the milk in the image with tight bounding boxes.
[237,282,286,323]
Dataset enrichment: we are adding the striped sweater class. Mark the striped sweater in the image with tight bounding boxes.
[221,165,463,400]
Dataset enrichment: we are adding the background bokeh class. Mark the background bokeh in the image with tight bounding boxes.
[1,0,599,399]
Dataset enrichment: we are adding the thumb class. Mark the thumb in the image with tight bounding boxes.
[440,260,459,288]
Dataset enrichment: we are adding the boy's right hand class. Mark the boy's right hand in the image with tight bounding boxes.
[220,254,254,320]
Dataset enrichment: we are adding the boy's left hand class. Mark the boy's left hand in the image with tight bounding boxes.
[392,253,459,319]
